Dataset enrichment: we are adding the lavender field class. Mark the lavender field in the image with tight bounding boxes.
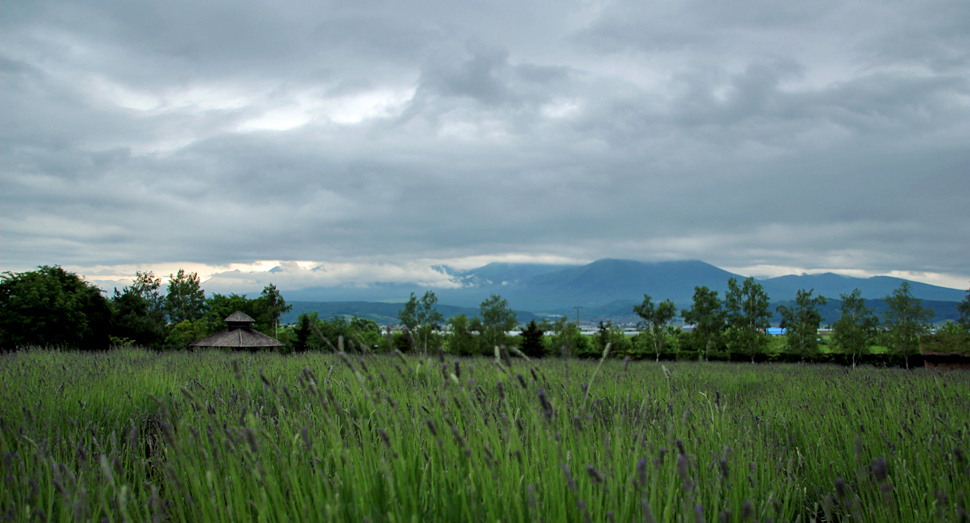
[1,348,968,522]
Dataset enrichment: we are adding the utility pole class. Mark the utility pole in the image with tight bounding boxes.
[574,306,584,328]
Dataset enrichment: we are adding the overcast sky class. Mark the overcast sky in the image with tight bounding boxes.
[2,0,969,294]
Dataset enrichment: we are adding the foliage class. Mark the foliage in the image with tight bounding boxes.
[590,320,630,358]
[519,319,546,358]
[280,312,388,353]
[958,286,970,331]
[632,294,677,361]
[919,324,970,355]
[724,277,772,362]
[937,320,965,336]
[478,294,518,350]
[204,293,263,329]
[165,319,215,349]
[398,291,445,354]
[0,266,112,350]
[349,316,385,351]
[110,271,167,348]
[164,269,206,324]
[259,283,292,335]
[547,315,591,357]
[882,281,935,366]
[164,283,294,348]
[446,314,480,356]
[776,289,828,360]
[3,349,970,523]
[681,286,725,359]
[289,312,318,353]
[832,288,879,367]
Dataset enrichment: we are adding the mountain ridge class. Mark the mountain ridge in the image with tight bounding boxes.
[283,259,967,313]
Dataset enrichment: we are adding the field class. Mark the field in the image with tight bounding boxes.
[1,349,968,522]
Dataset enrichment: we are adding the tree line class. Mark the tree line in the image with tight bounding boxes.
[0,266,290,350]
[2,266,969,366]
[632,277,967,367]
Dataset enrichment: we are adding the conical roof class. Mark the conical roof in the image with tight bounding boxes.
[225,311,256,323]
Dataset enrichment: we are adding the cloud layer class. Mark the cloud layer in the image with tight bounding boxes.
[3,0,969,292]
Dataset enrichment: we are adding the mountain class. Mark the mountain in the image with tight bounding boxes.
[456,262,580,287]
[528,259,734,301]
[280,259,967,320]
[761,273,966,303]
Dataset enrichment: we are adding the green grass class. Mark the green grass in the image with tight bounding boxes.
[1,347,968,522]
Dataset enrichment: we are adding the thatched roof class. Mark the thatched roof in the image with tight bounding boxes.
[189,311,284,349]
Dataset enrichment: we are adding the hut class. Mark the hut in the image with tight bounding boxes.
[190,311,285,350]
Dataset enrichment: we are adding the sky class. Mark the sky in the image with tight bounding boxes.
[2,0,969,295]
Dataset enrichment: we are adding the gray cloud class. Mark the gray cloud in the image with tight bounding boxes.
[2,0,969,291]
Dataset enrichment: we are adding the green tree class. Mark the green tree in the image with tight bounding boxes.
[205,294,262,330]
[445,314,477,356]
[479,294,518,350]
[681,286,725,360]
[110,271,167,347]
[958,285,970,331]
[520,319,546,358]
[724,277,772,363]
[596,321,611,352]
[883,281,934,368]
[549,315,590,358]
[165,269,206,324]
[291,312,317,353]
[398,291,444,354]
[633,294,677,361]
[258,283,292,339]
[0,266,112,350]
[165,319,214,349]
[776,289,828,361]
[832,289,879,368]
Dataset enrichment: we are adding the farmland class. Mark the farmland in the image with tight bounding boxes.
[1,348,969,522]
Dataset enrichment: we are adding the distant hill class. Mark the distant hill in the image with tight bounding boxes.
[517,259,737,309]
[281,259,967,320]
[761,273,966,303]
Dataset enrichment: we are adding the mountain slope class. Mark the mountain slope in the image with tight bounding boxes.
[762,273,966,303]
[281,259,967,316]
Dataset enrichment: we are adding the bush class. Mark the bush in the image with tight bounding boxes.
[0,266,113,350]
[920,330,970,355]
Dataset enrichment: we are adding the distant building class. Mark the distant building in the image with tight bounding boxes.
[190,311,284,350]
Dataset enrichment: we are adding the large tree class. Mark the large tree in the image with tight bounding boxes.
[776,289,827,361]
[0,266,112,350]
[111,271,167,347]
[633,294,677,361]
[832,289,879,368]
[724,277,772,362]
[258,283,292,339]
[519,319,546,358]
[883,281,934,368]
[479,294,518,350]
[681,286,725,360]
[398,291,444,354]
[165,269,206,324]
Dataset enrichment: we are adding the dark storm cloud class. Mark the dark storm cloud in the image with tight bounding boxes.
[1,0,969,289]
